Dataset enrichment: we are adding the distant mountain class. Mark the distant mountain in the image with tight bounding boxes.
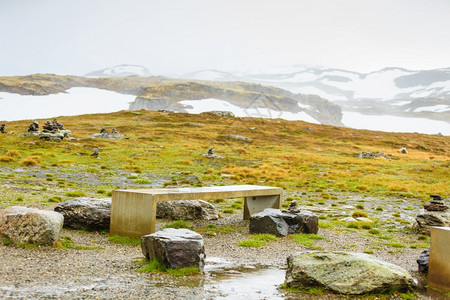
[179,67,450,122]
[85,64,151,77]
[0,74,342,126]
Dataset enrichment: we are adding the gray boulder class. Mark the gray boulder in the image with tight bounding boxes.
[285,251,415,295]
[0,206,64,245]
[202,111,235,118]
[220,134,252,143]
[54,197,111,230]
[141,228,205,272]
[413,210,450,235]
[249,208,318,237]
[156,200,218,221]
[90,132,125,139]
[417,249,429,273]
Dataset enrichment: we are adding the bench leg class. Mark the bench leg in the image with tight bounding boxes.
[243,194,282,219]
[110,191,157,238]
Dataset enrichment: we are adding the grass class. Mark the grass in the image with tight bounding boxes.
[108,235,141,246]
[237,233,277,248]
[135,258,200,277]
[291,233,324,247]
[0,82,449,241]
[163,220,192,230]
[57,236,104,250]
[65,191,86,197]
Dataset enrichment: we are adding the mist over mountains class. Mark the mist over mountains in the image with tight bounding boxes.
[83,64,450,135]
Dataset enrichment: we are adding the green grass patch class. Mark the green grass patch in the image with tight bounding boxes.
[108,235,141,246]
[65,191,86,197]
[136,258,200,277]
[291,233,324,247]
[58,236,104,250]
[163,220,192,230]
[237,239,267,247]
[132,178,152,184]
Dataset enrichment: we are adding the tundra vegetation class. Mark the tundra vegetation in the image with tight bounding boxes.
[0,108,448,291]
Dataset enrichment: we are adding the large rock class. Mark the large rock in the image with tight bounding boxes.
[285,251,415,295]
[413,210,450,235]
[141,228,205,272]
[249,208,318,237]
[0,206,64,245]
[54,197,111,230]
[156,200,218,221]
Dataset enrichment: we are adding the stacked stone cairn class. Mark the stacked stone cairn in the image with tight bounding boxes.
[90,127,125,139]
[0,124,6,133]
[424,195,448,212]
[413,194,449,235]
[22,119,71,141]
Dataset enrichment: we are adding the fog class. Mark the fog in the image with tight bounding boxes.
[1,0,450,76]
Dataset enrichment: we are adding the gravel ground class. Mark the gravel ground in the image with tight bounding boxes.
[0,208,442,299]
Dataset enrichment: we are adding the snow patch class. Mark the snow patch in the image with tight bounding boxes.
[342,111,450,135]
[414,105,450,113]
[179,98,319,123]
[0,88,136,121]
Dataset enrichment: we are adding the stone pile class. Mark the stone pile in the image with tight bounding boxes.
[203,147,223,159]
[0,124,6,133]
[90,127,125,139]
[356,151,391,159]
[21,119,71,141]
[413,195,450,235]
[424,195,448,212]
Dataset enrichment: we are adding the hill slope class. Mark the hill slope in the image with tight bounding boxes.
[0,74,342,126]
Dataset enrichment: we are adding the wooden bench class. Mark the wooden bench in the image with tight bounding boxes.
[110,185,283,238]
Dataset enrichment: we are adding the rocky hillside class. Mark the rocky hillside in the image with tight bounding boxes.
[0,74,342,126]
[180,67,450,122]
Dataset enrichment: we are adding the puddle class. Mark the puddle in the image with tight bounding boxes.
[194,257,286,299]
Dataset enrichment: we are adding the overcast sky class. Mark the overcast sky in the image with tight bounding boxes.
[1,0,450,76]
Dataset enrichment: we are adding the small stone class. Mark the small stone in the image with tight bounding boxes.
[399,148,408,154]
[417,249,429,273]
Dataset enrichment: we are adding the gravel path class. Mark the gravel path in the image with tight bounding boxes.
[0,206,438,299]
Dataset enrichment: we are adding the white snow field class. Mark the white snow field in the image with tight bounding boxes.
[0,87,136,121]
[342,111,450,135]
[179,98,320,123]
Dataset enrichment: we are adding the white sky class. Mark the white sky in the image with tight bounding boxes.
[1,0,450,76]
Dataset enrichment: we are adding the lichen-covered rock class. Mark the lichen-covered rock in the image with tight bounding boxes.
[156,200,218,221]
[413,210,450,235]
[285,251,415,295]
[0,206,64,245]
[54,197,111,230]
[141,228,205,272]
[220,134,252,143]
[249,208,318,237]
[90,132,125,139]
